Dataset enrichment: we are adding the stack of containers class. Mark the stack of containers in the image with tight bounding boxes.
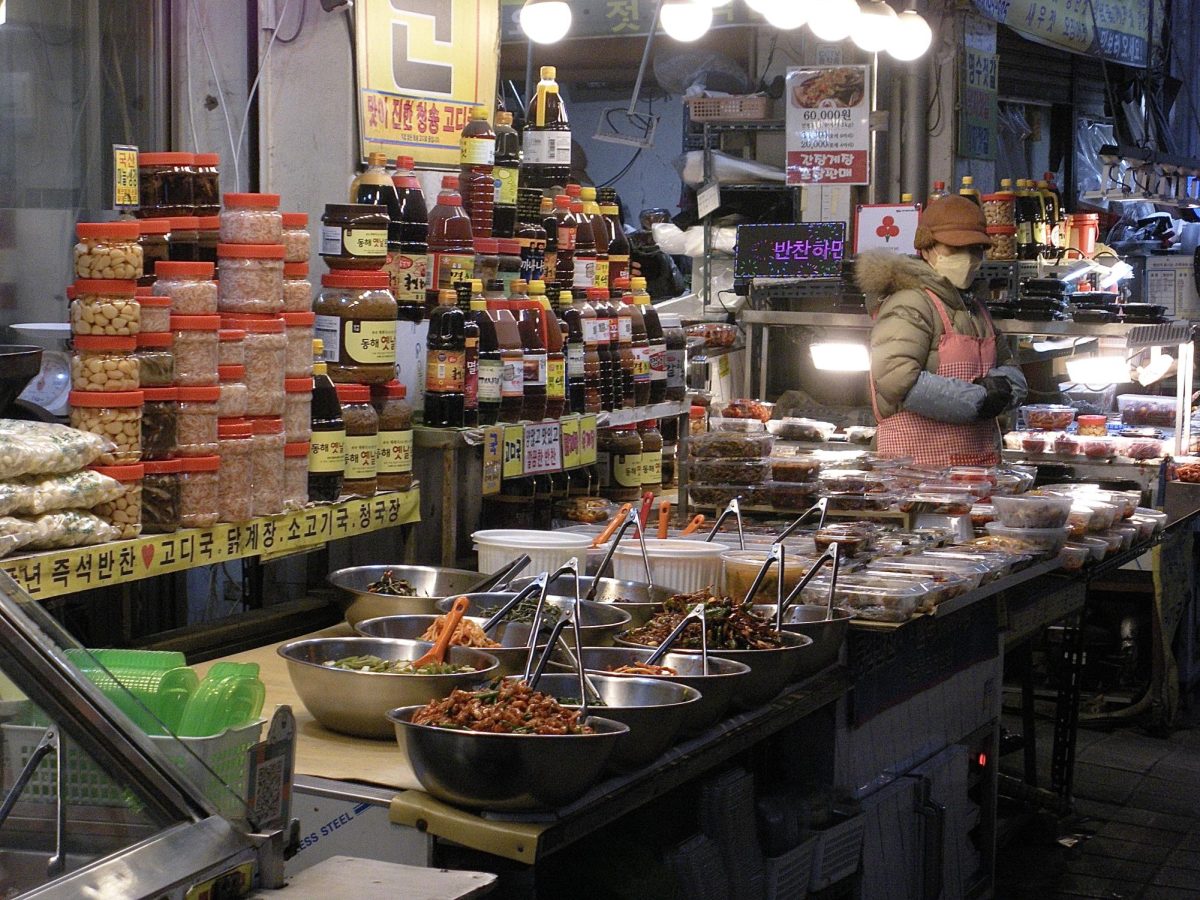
[70,222,147,537]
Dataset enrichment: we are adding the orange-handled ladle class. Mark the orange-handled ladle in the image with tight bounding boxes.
[591,503,633,548]
[410,596,469,669]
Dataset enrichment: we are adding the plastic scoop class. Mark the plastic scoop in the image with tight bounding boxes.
[409,596,469,669]
[592,503,633,548]
[680,514,706,536]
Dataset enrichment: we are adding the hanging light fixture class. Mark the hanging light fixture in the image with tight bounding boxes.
[519,0,572,44]
[887,8,933,60]
[810,342,871,372]
[661,0,713,41]
[742,0,774,11]
[763,0,814,30]
[696,0,733,7]
[808,0,860,41]
[851,0,898,53]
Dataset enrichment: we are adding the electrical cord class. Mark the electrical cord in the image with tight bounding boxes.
[234,0,296,187]
[274,0,308,44]
[190,0,240,186]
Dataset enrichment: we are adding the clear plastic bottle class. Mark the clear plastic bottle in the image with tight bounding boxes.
[571,199,597,290]
[470,291,502,426]
[516,294,548,421]
[522,66,571,191]
[599,200,630,286]
[622,282,651,407]
[580,187,609,290]
[490,301,525,424]
[459,108,496,238]
[929,180,950,201]
[493,111,521,238]
[588,286,619,411]
[424,176,475,312]
[633,277,667,404]
[958,175,981,205]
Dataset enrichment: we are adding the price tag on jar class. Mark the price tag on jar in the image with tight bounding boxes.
[502,425,525,480]
[482,426,503,495]
[561,416,582,469]
[523,421,563,475]
[579,415,598,466]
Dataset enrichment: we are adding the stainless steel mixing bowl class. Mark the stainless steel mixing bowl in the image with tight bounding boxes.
[328,565,484,625]
[508,574,673,628]
[354,614,535,678]
[436,593,632,647]
[752,604,855,675]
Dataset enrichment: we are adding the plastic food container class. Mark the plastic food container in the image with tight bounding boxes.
[992,472,1025,496]
[171,315,220,386]
[1133,507,1167,534]
[155,261,218,315]
[1093,530,1125,556]
[765,481,821,510]
[770,457,821,483]
[1058,543,1090,572]
[282,441,309,511]
[719,399,774,422]
[69,390,144,465]
[818,469,890,493]
[1066,504,1095,538]
[220,193,283,245]
[1072,536,1109,562]
[471,529,593,576]
[281,311,316,377]
[217,366,248,419]
[176,386,220,457]
[134,333,175,387]
[281,212,311,264]
[984,522,1070,556]
[1076,414,1108,436]
[284,377,313,443]
[74,221,143,280]
[1127,515,1156,543]
[223,314,286,417]
[870,556,986,591]
[690,458,771,485]
[814,524,873,557]
[722,549,818,602]
[612,538,728,593]
[249,416,286,517]
[970,504,996,528]
[689,483,767,508]
[706,416,766,433]
[1021,404,1075,430]
[71,279,140,336]
[1053,434,1080,456]
[72,335,139,392]
[177,455,220,528]
[1120,437,1163,461]
[689,431,774,459]
[89,463,144,540]
[898,491,975,516]
[217,243,285,314]
[1081,437,1115,459]
[283,262,312,313]
[822,491,897,512]
[1117,393,1176,428]
[992,493,1073,529]
[767,418,837,443]
[218,420,255,523]
[798,576,926,623]
[218,328,246,367]
[137,152,194,218]
[141,386,178,461]
[1021,435,1046,454]
[139,295,172,334]
[141,458,181,533]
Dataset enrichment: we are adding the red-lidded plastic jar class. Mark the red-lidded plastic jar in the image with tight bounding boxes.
[71,279,140,337]
[141,457,182,533]
[283,261,313,312]
[177,454,220,528]
[176,385,221,457]
[139,294,172,334]
[170,314,221,386]
[281,311,316,377]
[90,463,145,539]
[284,377,313,443]
[138,152,195,218]
[156,261,217,315]
[248,416,286,517]
[217,243,286,314]
[141,386,178,461]
[217,364,248,418]
[217,419,254,523]
[221,314,286,415]
[282,212,311,264]
[221,193,283,244]
[71,335,139,392]
[283,441,309,511]
[335,383,378,498]
[75,221,143,280]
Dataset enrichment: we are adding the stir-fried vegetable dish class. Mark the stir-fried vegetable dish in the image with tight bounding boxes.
[419,614,500,648]
[366,570,420,596]
[411,678,592,734]
[625,588,786,650]
[481,594,561,626]
[323,655,476,675]
[607,663,678,676]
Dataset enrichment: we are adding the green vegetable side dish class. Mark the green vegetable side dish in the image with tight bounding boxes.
[480,594,562,626]
[322,654,476,675]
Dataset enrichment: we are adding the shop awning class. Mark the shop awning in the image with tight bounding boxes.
[971,0,1150,68]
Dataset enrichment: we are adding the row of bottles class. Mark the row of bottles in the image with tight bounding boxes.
[930,173,1065,259]
[422,276,684,428]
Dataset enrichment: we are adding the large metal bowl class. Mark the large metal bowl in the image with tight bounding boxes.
[328,565,484,625]
[354,614,535,678]
[508,575,671,628]
[389,705,627,811]
[278,637,498,738]
[436,593,632,647]
[548,646,750,735]
[614,630,814,709]
[752,604,855,675]
[523,673,700,771]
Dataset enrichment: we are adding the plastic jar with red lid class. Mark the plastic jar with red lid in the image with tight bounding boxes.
[133,332,174,387]
[137,218,171,285]
[137,152,195,218]
[221,314,286,415]
[71,279,140,337]
[217,365,248,419]
[167,216,200,262]
[139,295,172,334]
[90,463,145,539]
[221,193,283,245]
[313,270,397,384]
[284,377,313,442]
[176,386,221,456]
[141,386,178,460]
[217,243,285,314]
[178,455,220,527]
[72,335,139,392]
[217,419,255,523]
[156,261,217,315]
[283,262,313,313]
[282,311,316,377]
[249,416,286,517]
[193,153,220,216]
[74,220,143,280]
[171,314,221,386]
[70,390,144,465]
[141,457,182,533]
[282,212,311,263]
[283,441,309,511]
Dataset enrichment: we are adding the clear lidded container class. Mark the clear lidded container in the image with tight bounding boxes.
[249,416,286,517]
[217,364,248,419]
[283,441,309,511]
[192,153,221,216]
[217,242,286,314]
[218,328,246,366]
[137,151,195,218]
[281,311,316,377]
[75,221,143,281]
[137,218,171,286]
[170,314,220,386]
[139,295,172,334]
[71,335,139,392]
[217,419,255,523]
[283,262,313,313]
[141,386,178,461]
[133,332,175,387]
[178,454,220,528]
[335,383,378,498]
[176,385,220,457]
[221,314,286,416]
[167,216,200,262]
[89,462,144,539]
[220,192,283,245]
[71,279,140,337]
[282,212,311,264]
[284,377,313,442]
[141,457,181,534]
[197,215,220,265]
[70,390,144,465]
[155,261,218,315]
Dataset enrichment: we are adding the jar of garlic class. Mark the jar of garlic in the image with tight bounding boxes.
[176,385,221,456]
[217,419,255,523]
[69,390,144,464]
[141,458,181,533]
[133,332,175,387]
[217,243,285,314]
[171,315,220,386]
[283,441,309,511]
[217,365,248,418]
[281,212,311,263]
[72,335,139,392]
[221,314,286,416]
[89,463,144,539]
[177,455,220,528]
[155,261,217,315]
[71,279,141,337]
[281,311,316,377]
[75,221,143,280]
[283,262,313,313]
[220,193,283,244]
[248,416,286,517]
[283,377,313,442]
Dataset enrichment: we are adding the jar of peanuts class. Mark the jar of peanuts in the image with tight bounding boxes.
[281,311,315,377]
[282,213,311,263]
[69,390,144,464]
[248,416,286,517]
[133,332,175,387]
[220,193,283,245]
[155,261,218,315]
[283,377,313,442]
[75,221,143,280]
[89,463,144,539]
[986,225,1017,261]
[71,280,140,337]
[137,219,171,287]
[141,386,178,461]
[218,328,246,367]
[217,365,248,418]
[217,243,285,314]
[222,314,286,416]
[141,458,181,533]
[283,262,313,313]
[171,315,220,386]
[217,419,255,523]
[139,295,172,334]
[176,385,220,456]
[178,455,220,528]
[72,336,139,392]
[283,441,309,511]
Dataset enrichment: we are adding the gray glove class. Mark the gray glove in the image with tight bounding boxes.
[985,365,1028,410]
[902,371,986,425]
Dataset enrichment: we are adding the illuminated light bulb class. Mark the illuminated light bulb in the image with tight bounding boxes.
[808,0,860,42]
[763,0,814,30]
[743,0,774,11]
[810,342,870,372]
[1065,355,1131,385]
[887,9,933,60]
[851,0,898,53]
[519,0,571,44]
[660,0,713,41]
[696,0,733,7]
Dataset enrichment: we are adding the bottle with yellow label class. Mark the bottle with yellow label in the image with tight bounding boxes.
[308,339,344,502]
[371,380,414,492]
[606,424,643,502]
[529,280,565,419]
[313,270,398,384]
[425,289,466,428]
[336,383,378,498]
[580,187,609,290]
[638,419,662,495]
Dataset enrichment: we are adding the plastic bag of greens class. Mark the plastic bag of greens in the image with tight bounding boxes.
[0,421,116,477]
[20,510,121,550]
[15,470,125,516]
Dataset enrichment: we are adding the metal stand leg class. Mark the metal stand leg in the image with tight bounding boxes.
[1050,598,1089,803]
[1019,643,1037,788]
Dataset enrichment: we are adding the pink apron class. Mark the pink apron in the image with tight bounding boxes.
[872,289,999,467]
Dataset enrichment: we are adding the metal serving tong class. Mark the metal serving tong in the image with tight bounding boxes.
[777,540,843,630]
[523,559,602,715]
[587,505,653,601]
[645,602,709,675]
[479,573,548,634]
[706,498,746,550]
[775,497,829,543]
[468,553,532,594]
[740,540,788,611]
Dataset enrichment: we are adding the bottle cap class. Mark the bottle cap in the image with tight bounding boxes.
[565,184,582,198]
[396,155,414,170]
[367,151,389,166]
[138,218,172,235]
[470,107,488,120]
[439,289,457,304]
[527,280,547,294]
[540,65,556,79]
[194,153,220,166]
[470,279,484,291]
[496,111,513,126]
[441,175,459,189]
[554,195,570,208]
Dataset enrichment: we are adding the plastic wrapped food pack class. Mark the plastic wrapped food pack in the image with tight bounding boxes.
[18,510,122,550]
[0,421,116,478]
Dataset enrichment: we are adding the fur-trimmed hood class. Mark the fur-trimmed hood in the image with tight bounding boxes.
[854,249,962,315]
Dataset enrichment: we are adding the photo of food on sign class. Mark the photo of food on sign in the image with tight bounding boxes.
[791,67,865,108]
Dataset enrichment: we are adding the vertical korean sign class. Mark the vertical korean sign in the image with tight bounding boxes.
[785,66,870,186]
[958,47,997,160]
[356,0,500,166]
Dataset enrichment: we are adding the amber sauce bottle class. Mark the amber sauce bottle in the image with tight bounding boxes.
[552,195,576,291]
[515,291,547,421]
[425,177,475,312]
[612,277,637,408]
[529,280,565,419]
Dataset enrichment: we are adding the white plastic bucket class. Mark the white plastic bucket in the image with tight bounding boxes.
[472,529,593,575]
[611,539,729,593]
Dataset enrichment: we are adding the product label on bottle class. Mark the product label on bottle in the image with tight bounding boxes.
[632,346,651,383]
[342,319,397,366]
[523,352,547,387]
[608,255,630,285]
[557,223,576,252]
[429,251,476,289]
[650,342,667,382]
[501,355,524,398]
[386,251,427,303]
[461,137,496,166]
[464,336,479,410]
[597,450,611,488]
[309,429,346,473]
[583,319,607,346]
[495,165,519,206]
[377,428,414,474]
[479,358,504,403]
[426,349,466,392]
[608,316,620,344]
[323,225,387,259]
[567,344,585,378]
[665,349,686,389]
[522,130,572,166]
[518,238,546,282]
[618,317,633,343]
[547,357,566,400]
[641,451,662,486]
[594,259,609,290]
[614,452,642,488]
[573,256,595,288]
[344,433,378,480]
[314,314,341,362]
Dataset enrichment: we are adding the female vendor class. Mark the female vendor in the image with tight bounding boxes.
[856,194,1027,466]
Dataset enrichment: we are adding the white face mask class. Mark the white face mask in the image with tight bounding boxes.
[931,249,981,289]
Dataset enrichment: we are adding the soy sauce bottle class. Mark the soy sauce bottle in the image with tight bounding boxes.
[522,66,571,191]
[470,287,501,426]
[425,289,466,427]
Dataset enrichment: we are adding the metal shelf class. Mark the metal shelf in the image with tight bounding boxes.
[717,183,794,192]
[689,343,745,365]
[703,120,786,133]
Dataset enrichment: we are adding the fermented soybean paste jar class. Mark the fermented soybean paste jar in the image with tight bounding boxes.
[371,381,413,492]
[313,271,397,384]
[320,203,389,270]
[336,383,378,498]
